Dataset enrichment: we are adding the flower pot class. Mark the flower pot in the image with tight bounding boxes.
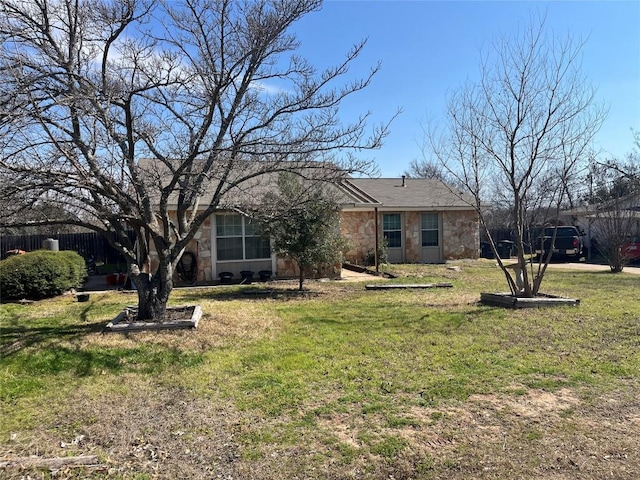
[258,270,272,282]
[219,272,233,284]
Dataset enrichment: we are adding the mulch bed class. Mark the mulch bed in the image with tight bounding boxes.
[105,305,202,332]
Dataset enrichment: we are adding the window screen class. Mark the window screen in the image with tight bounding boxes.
[216,214,271,261]
[383,213,402,248]
[421,213,439,247]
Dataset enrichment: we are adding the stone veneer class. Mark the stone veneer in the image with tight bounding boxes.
[170,208,478,283]
[441,210,480,259]
[179,216,213,282]
[276,257,341,280]
[340,209,479,264]
[340,211,378,264]
[182,215,339,282]
[148,216,214,284]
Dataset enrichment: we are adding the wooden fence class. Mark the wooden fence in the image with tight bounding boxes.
[1,231,130,265]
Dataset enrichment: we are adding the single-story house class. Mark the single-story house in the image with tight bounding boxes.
[174,175,479,283]
[338,176,479,265]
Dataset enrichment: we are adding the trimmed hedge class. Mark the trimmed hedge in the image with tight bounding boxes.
[0,250,87,300]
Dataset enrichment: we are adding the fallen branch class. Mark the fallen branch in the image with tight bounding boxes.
[0,455,100,470]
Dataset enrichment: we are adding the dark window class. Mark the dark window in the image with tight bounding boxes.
[421,213,439,247]
[216,214,271,261]
[383,213,402,248]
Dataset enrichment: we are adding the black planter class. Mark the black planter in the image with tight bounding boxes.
[219,272,233,284]
[77,293,90,302]
[258,270,272,282]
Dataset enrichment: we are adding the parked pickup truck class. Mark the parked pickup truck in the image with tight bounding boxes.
[535,226,584,261]
[623,237,640,262]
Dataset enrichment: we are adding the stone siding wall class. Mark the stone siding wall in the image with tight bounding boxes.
[340,209,479,264]
[442,210,479,259]
[168,208,478,283]
[276,257,298,278]
[404,211,422,262]
[185,216,213,282]
[276,257,340,279]
[340,211,377,264]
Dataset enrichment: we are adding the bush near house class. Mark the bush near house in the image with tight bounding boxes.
[0,250,86,300]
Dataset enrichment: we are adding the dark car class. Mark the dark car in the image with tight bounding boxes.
[535,226,584,261]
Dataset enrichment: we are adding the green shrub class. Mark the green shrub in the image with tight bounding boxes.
[57,250,88,287]
[365,239,389,266]
[0,250,87,301]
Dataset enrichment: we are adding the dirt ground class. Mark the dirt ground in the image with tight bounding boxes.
[3,382,638,479]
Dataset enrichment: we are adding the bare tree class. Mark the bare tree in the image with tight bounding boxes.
[404,158,449,181]
[586,141,640,272]
[592,196,640,272]
[0,0,390,319]
[404,126,461,187]
[427,15,605,297]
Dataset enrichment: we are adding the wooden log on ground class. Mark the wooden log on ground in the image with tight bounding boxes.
[365,283,453,290]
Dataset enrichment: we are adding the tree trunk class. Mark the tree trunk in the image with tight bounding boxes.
[130,259,174,320]
[298,266,305,291]
[610,246,625,273]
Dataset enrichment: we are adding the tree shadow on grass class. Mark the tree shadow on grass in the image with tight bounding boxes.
[1,301,204,387]
[2,321,204,384]
[178,286,322,303]
[1,317,107,359]
[294,304,489,336]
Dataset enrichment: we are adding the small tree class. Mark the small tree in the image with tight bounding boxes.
[427,15,605,297]
[255,173,346,290]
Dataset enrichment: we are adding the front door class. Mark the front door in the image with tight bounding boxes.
[383,213,403,263]
[421,212,443,263]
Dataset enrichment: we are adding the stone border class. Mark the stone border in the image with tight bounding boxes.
[480,292,579,309]
[105,305,202,332]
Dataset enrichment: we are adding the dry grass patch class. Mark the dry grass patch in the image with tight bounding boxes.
[468,387,581,419]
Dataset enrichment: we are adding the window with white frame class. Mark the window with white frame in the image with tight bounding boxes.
[216,214,271,261]
[383,213,402,248]
[421,213,439,247]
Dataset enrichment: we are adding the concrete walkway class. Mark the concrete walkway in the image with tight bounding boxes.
[339,269,386,282]
[543,262,640,275]
[81,275,126,293]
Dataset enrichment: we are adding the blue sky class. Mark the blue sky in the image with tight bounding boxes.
[289,1,640,177]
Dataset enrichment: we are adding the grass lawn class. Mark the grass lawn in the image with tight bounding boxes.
[1,260,639,479]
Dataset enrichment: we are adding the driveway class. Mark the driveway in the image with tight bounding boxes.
[543,262,640,275]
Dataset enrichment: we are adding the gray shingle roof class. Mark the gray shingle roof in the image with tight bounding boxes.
[341,178,474,210]
[142,155,475,211]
